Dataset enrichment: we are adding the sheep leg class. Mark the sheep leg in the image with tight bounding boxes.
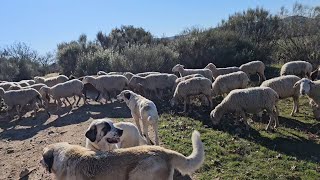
[56,99,63,111]
[206,94,213,109]
[265,109,275,131]
[240,111,250,130]
[65,98,72,106]
[75,95,83,106]
[16,105,21,119]
[273,106,280,128]
[183,96,188,113]
[293,96,299,114]
[95,91,101,102]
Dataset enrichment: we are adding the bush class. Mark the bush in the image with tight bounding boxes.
[117,44,179,73]
[171,29,256,68]
[75,50,113,76]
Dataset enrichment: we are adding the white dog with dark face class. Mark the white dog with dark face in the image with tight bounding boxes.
[85,118,147,151]
[85,119,123,151]
[117,90,159,145]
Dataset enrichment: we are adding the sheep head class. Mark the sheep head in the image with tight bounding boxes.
[205,63,217,72]
[172,64,184,73]
[293,78,315,95]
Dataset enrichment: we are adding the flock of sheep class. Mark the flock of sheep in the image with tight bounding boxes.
[0,60,320,131]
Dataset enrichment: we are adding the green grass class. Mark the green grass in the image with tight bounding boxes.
[158,96,320,179]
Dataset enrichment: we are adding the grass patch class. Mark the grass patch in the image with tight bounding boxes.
[158,96,320,179]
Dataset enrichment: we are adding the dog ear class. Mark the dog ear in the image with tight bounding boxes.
[101,122,111,136]
[124,91,131,100]
[85,125,97,142]
[43,148,54,173]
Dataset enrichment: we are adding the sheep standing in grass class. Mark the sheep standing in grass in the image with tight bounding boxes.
[82,75,128,103]
[39,79,85,110]
[239,60,266,84]
[293,78,320,120]
[34,75,69,87]
[172,64,213,81]
[260,75,301,116]
[0,87,48,118]
[212,71,249,97]
[210,87,279,130]
[171,77,213,113]
[205,63,240,79]
[280,60,313,78]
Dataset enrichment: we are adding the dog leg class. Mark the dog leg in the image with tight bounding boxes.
[132,113,142,135]
[153,123,159,145]
[143,122,151,145]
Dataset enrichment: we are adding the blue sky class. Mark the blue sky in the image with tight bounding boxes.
[0,0,319,54]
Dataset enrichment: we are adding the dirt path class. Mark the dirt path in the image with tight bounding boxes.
[0,100,150,180]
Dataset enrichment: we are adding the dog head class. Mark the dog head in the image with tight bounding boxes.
[117,90,134,103]
[40,142,70,174]
[85,119,123,151]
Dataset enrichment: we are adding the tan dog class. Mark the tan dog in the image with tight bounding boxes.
[41,131,204,180]
[117,90,159,145]
[85,118,148,151]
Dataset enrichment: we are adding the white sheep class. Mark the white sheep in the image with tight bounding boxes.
[239,60,266,84]
[212,71,249,97]
[135,72,160,77]
[205,63,240,79]
[82,75,128,103]
[0,87,48,118]
[280,60,313,78]
[34,75,69,87]
[293,78,320,120]
[171,77,213,113]
[210,87,279,130]
[172,64,213,81]
[260,75,301,116]
[39,79,85,110]
[129,73,178,98]
[173,74,204,92]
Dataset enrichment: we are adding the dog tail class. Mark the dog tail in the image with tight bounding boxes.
[170,130,204,176]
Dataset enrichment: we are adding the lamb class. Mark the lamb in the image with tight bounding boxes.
[171,77,213,113]
[280,60,313,78]
[210,87,279,130]
[82,75,128,102]
[239,60,266,84]
[39,79,85,110]
[173,74,204,92]
[172,64,213,81]
[204,63,240,79]
[34,75,69,87]
[260,75,301,116]
[293,78,320,120]
[0,87,48,118]
[212,71,249,97]
[129,73,178,98]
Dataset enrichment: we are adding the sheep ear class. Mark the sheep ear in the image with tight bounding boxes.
[124,92,131,100]
[85,125,97,142]
[43,148,54,173]
[293,80,302,88]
